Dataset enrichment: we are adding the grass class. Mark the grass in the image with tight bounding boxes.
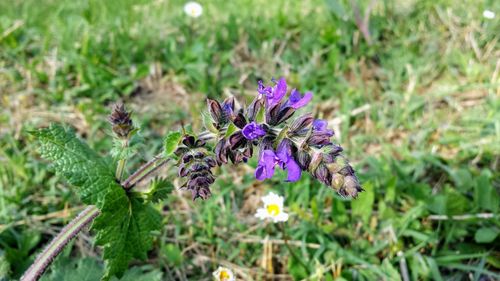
[1,0,499,280]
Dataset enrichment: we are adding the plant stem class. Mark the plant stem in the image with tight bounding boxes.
[115,139,129,181]
[20,206,100,281]
[279,223,310,275]
[121,153,170,190]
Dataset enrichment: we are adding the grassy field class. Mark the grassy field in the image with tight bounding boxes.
[1,0,499,280]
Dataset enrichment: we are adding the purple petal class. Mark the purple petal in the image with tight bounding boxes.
[285,158,301,182]
[276,140,292,163]
[313,119,328,131]
[290,91,312,109]
[255,165,266,180]
[258,80,273,97]
[242,122,266,140]
[271,77,287,105]
[255,150,278,180]
[289,89,301,103]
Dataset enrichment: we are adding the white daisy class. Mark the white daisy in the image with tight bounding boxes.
[184,1,203,18]
[255,192,289,223]
[483,10,495,19]
[212,266,235,281]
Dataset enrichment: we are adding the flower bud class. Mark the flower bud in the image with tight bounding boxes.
[289,113,313,134]
[246,97,263,121]
[108,103,133,138]
[207,99,223,125]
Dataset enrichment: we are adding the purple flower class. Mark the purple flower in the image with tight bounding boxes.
[285,89,312,109]
[242,122,266,140]
[312,119,333,133]
[255,140,301,182]
[308,119,334,147]
[258,77,287,106]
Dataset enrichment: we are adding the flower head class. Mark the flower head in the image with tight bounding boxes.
[212,266,235,281]
[255,192,289,223]
[242,121,266,140]
[201,77,362,199]
[483,10,495,19]
[184,1,203,18]
[255,139,301,182]
[108,103,133,138]
[258,77,287,106]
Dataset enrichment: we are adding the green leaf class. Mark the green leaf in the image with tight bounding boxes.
[474,227,498,243]
[325,0,346,19]
[0,254,10,280]
[202,112,218,134]
[351,181,374,223]
[40,258,103,281]
[32,124,117,205]
[147,178,174,203]
[33,124,163,280]
[93,194,162,280]
[112,267,163,281]
[161,244,184,266]
[164,131,182,157]
[474,170,499,212]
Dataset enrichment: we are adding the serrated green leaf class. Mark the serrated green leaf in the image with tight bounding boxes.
[164,131,182,157]
[93,193,162,280]
[147,178,174,203]
[112,267,163,281]
[32,124,117,205]
[40,258,103,281]
[33,124,163,280]
[474,227,498,243]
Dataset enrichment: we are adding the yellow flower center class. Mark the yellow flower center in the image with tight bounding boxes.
[266,204,280,216]
[219,270,230,280]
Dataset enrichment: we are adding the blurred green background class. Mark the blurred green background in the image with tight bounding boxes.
[1,0,499,280]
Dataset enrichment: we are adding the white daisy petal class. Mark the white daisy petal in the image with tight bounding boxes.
[255,208,269,220]
[483,10,495,19]
[273,212,289,223]
[262,192,283,207]
[256,192,289,223]
[212,266,235,281]
[184,1,203,18]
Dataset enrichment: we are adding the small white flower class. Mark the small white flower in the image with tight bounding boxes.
[184,1,203,18]
[483,10,495,19]
[255,192,289,223]
[212,266,235,281]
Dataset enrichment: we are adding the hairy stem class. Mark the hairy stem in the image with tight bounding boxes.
[20,206,100,281]
[121,154,170,190]
[115,139,129,181]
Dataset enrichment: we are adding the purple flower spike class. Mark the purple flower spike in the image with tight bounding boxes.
[242,122,266,140]
[287,89,312,109]
[258,77,288,106]
[254,140,301,182]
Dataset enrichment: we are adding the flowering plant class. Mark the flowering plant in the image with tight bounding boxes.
[23,78,361,281]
